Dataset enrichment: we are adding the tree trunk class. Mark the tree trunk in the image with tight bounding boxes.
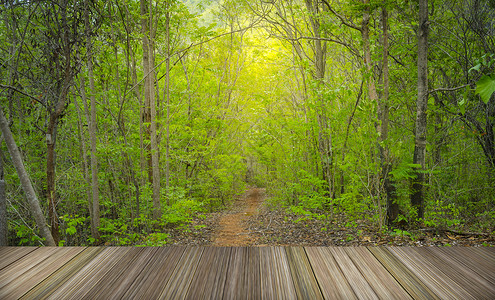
[46,67,71,246]
[362,0,384,226]
[84,0,100,240]
[149,1,161,219]
[46,118,60,244]
[304,0,332,197]
[381,6,399,225]
[141,0,161,219]
[140,0,152,185]
[0,106,56,246]
[165,4,171,207]
[0,145,6,246]
[411,0,429,220]
[74,92,93,226]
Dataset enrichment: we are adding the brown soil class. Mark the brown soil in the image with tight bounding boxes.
[211,187,264,246]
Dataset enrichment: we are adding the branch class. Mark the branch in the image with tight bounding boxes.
[389,53,406,67]
[281,35,361,59]
[321,0,362,32]
[429,83,472,94]
[0,84,45,106]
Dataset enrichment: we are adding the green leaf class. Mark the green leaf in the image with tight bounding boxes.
[475,74,495,104]
[458,98,466,115]
[66,226,77,235]
[469,63,481,73]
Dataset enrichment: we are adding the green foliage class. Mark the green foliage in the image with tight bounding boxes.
[160,198,204,229]
[335,191,369,221]
[60,214,86,236]
[425,198,463,229]
[389,163,421,182]
[137,232,170,247]
[2,0,494,247]
[15,224,43,246]
[475,75,495,104]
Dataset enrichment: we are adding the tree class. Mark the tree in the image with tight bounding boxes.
[141,0,161,220]
[411,0,429,220]
[0,106,56,246]
[78,0,100,240]
[0,142,6,246]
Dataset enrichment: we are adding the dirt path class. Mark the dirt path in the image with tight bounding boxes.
[211,187,264,246]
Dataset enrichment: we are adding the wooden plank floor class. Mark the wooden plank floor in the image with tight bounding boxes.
[0,247,493,299]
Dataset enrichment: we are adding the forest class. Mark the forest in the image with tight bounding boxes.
[0,0,494,247]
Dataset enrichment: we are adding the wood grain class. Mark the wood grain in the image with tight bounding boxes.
[1,246,493,299]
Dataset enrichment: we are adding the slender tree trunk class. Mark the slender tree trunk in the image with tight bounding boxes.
[164,5,171,206]
[0,144,6,246]
[150,40,161,219]
[46,113,62,245]
[84,0,100,240]
[149,1,161,219]
[47,80,70,246]
[141,0,161,219]
[140,0,152,185]
[411,0,429,220]
[74,92,93,224]
[380,6,399,225]
[129,37,144,217]
[362,0,384,225]
[304,0,332,197]
[0,106,56,246]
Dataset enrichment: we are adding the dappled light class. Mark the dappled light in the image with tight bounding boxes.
[0,0,494,248]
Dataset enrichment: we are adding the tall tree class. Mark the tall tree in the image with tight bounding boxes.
[80,0,100,240]
[0,142,6,246]
[141,0,161,219]
[164,0,171,206]
[379,5,399,225]
[411,0,429,219]
[0,107,56,246]
[33,0,86,244]
[304,0,333,197]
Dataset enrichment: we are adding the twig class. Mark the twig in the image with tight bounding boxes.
[429,83,471,94]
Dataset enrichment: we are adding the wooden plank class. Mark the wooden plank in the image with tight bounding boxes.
[398,247,495,299]
[46,247,125,299]
[305,247,357,299]
[470,247,495,263]
[0,247,84,299]
[245,247,261,300]
[20,247,104,300]
[0,248,60,292]
[0,247,57,291]
[368,247,438,299]
[158,247,204,299]
[285,247,322,300]
[223,247,261,300]
[437,247,495,284]
[1,246,492,299]
[0,247,38,270]
[80,247,156,299]
[329,247,379,299]
[260,247,297,300]
[186,247,232,299]
[345,247,412,299]
[389,247,474,299]
[121,247,185,299]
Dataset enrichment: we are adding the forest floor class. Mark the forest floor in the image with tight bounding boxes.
[168,187,495,247]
